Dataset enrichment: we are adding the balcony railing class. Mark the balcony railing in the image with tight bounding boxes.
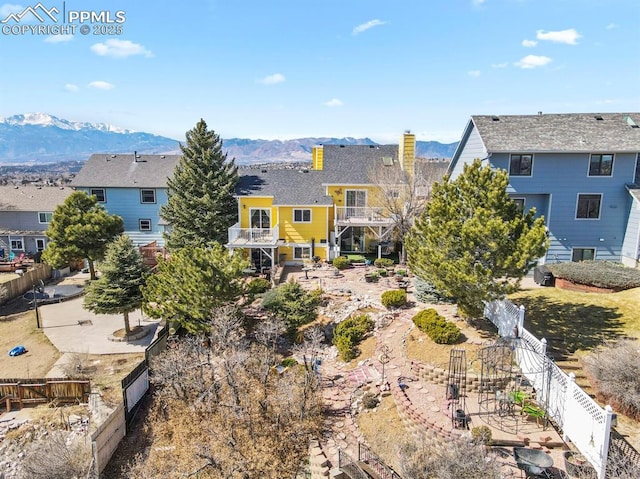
[335,206,391,224]
[227,224,279,246]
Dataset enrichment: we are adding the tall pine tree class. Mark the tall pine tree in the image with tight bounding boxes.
[84,235,147,335]
[161,119,239,251]
[406,159,548,318]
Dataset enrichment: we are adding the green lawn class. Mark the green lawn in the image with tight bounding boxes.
[509,286,640,361]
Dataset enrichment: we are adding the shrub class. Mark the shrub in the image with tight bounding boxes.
[280,357,298,368]
[361,392,380,409]
[585,339,640,420]
[471,426,492,445]
[333,314,374,361]
[412,308,461,344]
[381,289,407,308]
[333,256,351,270]
[374,258,394,268]
[430,321,461,344]
[414,277,455,304]
[412,309,440,333]
[549,261,640,291]
[262,281,322,331]
[347,254,366,263]
[378,268,388,277]
[246,277,271,299]
[396,269,407,276]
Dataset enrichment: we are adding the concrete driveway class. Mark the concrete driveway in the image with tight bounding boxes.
[39,296,161,355]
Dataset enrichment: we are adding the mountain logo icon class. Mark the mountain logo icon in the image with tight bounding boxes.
[1,3,59,24]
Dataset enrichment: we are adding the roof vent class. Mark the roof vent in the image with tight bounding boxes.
[369,145,375,148]
[625,116,639,128]
[538,111,542,116]
[339,145,345,148]
[492,116,500,121]
[382,157,394,166]
[594,115,604,121]
[160,155,165,158]
[261,168,268,173]
[111,154,116,158]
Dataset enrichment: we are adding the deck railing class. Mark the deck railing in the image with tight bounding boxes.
[335,206,387,222]
[227,224,279,245]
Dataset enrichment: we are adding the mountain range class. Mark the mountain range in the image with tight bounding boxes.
[0,113,458,165]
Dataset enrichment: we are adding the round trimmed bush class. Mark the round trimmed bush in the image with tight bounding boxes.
[429,321,461,344]
[333,256,350,270]
[374,258,394,268]
[412,309,440,332]
[381,289,407,308]
[247,277,271,296]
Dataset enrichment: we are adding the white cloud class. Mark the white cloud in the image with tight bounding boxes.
[257,73,286,85]
[0,3,23,17]
[472,0,486,6]
[468,70,481,77]
[491,62,509,69]
[605,23,618,30]
[324,98,343,107]
[88,80,115,90]
[90,39,153,58]
[536,28,581,45]
[45,34,73,43]
[522,39,537,47]
[64,83,79,92]
[352,19,386,35]
[515,55,552,69]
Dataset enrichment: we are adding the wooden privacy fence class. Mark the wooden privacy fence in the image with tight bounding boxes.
[0,378,90,411]
[0,263,51,303]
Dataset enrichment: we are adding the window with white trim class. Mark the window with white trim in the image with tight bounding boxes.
[293,209,311,223]
[576,194,601,219]
[35,238,46,252]
[572,248,595,262]
[140,189,156,204]
[511,198,525,211]
[90,188,106,202]
[9,237,24,251]
[38,212,53,224]
[139,219,152,231]
[588,154,613,176]
[293,246,311,259]
[509,154,533,176]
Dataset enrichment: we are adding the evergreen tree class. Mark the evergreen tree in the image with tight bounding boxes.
[83,235,147,335]
[42,191,124,280]
[406,159,548,317]
[141,244,249,333]
[161,119,239,251]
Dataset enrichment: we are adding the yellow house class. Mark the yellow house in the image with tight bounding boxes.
[226,132,419,269]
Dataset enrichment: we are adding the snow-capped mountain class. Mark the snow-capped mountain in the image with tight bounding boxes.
[0,113,458,165]
[0,113,179,163]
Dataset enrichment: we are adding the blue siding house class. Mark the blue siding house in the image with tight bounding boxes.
[0,185,72,257]
[71,154,180,247]
[449,113,640,266]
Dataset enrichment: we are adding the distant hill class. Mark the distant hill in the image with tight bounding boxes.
[0,113,458,165]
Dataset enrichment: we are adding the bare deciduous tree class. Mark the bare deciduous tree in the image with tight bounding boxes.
[19,431,92,479]
[585,339,640,419]
[398,437,502,479]
[127,307,323,478]
[368,159,447,262]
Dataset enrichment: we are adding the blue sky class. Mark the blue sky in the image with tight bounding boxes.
[0,0,638,143]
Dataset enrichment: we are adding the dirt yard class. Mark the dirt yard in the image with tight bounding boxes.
[0,307,61,378]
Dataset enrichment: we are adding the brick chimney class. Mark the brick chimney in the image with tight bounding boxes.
[398,131,415,175]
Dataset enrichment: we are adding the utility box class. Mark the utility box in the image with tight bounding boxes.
[534,265,554,286]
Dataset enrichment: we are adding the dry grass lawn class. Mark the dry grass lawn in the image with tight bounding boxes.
[0,309,61,378]
[357,393,411,473]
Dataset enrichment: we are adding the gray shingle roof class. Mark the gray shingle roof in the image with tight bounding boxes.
[472,113,640,153]
[320,144,401,183]
[71,154,181,188]
[237,144,405,204]
[0,185,72,211]
[238,168,334,205]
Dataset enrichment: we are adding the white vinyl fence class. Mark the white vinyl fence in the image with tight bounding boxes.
[484,299,614,479]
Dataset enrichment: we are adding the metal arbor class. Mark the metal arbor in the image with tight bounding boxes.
[446,349,468,429]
